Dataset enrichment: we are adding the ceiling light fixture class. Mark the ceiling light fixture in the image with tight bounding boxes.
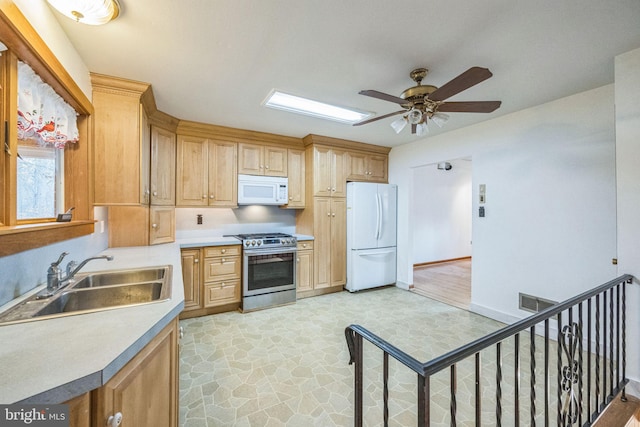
[47,0,120,25]
[263,90,372,125]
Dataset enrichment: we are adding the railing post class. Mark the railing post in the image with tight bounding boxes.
[418,373,430,427]
[345,327,364,427]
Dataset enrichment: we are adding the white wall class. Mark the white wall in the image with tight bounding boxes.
[175,206,296,240]
[615,47,640,386]
[411,159,472,264]
[390,84,617,324]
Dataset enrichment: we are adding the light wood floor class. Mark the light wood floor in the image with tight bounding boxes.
[411,258,471,309]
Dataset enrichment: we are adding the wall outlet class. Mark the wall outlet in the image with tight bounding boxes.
[197,214,203,225]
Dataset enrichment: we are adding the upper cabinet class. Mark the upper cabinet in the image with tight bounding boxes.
[345,151,388,183]
[92,74,153,206]
[238,143,287,177]
[311,145,346,198]
[176,135,237,207]
[284,148,305,208]
[150,126,176,205]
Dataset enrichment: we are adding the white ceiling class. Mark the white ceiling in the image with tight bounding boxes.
[49,0,640,147]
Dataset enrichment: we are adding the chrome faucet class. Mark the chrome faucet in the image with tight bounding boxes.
[39,252,114,298]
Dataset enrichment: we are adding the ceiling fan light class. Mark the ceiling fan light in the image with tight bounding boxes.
[47,0,120,25]
[407,109,423,125]
[431,112,450,128]
[390,116,407,134]
[416,122,429,136]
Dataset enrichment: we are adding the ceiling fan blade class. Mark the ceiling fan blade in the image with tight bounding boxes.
[353,110,406,126]
[428,67,494,102]
[359,90,408,105]
[438,101,502,113]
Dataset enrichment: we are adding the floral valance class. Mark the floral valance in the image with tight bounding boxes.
[17,61,79,149]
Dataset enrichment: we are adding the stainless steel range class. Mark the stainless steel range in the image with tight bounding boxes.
[232,232,297,312]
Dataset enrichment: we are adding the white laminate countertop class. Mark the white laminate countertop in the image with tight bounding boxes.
[0,234,314,404]
[0,243,185,404]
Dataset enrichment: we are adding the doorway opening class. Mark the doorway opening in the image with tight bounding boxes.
[410,158,473,309]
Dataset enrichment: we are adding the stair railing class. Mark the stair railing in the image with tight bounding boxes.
[345,274,634,426]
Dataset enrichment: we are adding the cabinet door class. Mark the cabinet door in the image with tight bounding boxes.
[181,249,201,311]
[345,151,368,181]
[367,154,388,183]
[238,143,263,175]
[313,197,332,289]
[203,256,241,282]
[313,146,333,197]
[264,146,287,176]
[108,206,149,248]
[150,126,176,205]
[204,279,241,307]
[296,249,313,293]
[331,149,347,197]
[140,106,151,205]
[330,198,347,287]
[285,149,305,208]
[66,392,90,427]
[94,319,178,427]
[93,90,145,205]
[208,141,238,207]
[150,207,175,245]
[176,135,209,206]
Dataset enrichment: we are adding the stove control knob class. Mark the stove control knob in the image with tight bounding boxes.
[251,240,257,246]
[257,240,262,246]
[244,241,250,247]
[280,239,285,245]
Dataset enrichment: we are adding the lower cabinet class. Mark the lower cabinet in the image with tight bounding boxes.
[180,245,242,318]
[296,241,314,297]
[66,318,179,427]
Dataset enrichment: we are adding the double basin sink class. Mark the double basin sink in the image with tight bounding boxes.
[0,266,172,325]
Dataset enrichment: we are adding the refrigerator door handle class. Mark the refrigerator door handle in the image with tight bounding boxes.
[375,193,381,240]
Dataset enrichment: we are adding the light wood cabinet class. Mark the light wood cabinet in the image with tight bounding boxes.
[93,319,179,427]
[311,197,346,288]
[66,392,90,427]
[150,126,176,205]
[311,145,347,198]
[238,143,287,176]
[284,148,305,208]
[92,74,152,206]
[180,248,201,311]
[296,241,314,295]
[345,151,388,183]
[176,135,238,207]
[107,205,175,247]
[180,245,242,318]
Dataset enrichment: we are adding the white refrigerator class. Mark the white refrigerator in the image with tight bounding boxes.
[346,182,397,292]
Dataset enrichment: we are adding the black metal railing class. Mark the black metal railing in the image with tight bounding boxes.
[345,274,634,426]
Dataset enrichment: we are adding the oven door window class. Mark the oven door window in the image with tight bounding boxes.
[246,252,295,292]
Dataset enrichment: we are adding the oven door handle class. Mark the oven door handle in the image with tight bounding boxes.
[244,247,297,256]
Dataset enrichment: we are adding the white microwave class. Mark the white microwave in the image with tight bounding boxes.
[237,174,289,205]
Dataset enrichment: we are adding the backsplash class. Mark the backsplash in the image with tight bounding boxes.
[175,206,296,240]
[0,207,109,307]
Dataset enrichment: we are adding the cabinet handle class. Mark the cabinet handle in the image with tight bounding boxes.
[289,196,293,201]
[194,258,199,263]
[152,191,158,196]
[332,213,336,217]
[151,223,158,229]
[331,187,336,192]
[179,326,184,339]
[203,194,208,199]
[296,258,300,262]
[221,258,226,263]
[221,249,226,254]
[107,412,123,427]
[210,194,215,199]
[260,165,264,169]
[265,165,269,169]
[302,243,307,248]
[327,186,331,191]
[327,212,330,216]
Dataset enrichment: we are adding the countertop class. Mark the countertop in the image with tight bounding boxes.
[0,234,313,404]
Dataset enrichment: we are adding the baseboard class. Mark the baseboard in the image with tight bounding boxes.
[413,256,471,269]
[395,280,411,290]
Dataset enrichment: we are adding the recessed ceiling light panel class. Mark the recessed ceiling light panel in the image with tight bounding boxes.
[263,90,372,124]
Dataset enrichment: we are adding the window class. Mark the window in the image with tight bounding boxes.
[17,141,64,221]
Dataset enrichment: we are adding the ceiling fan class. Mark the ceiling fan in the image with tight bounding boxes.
[354,67,501,135]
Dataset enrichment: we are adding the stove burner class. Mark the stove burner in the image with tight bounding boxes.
[228,232,297,249]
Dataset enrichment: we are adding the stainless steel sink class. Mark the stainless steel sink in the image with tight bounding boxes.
[72,267,167,289]
[0,266,172,325]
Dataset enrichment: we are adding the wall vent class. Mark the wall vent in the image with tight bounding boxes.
[519,293,557,313]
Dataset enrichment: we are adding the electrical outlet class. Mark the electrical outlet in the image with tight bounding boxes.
[197,214,203,225]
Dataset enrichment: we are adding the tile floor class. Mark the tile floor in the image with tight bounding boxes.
[178,287,507,426]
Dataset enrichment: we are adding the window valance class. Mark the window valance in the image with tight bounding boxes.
[17,61,79,149]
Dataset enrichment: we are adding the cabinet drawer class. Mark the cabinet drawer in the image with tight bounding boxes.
[203,256,241,281]
[204,280,241,307]
[203,245,241,258]
[297,241,314,251]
